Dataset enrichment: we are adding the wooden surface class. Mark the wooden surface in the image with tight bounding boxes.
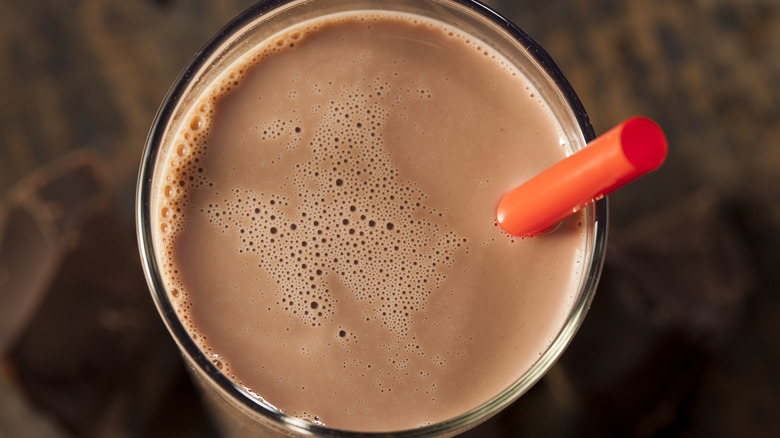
[0,0,778,436]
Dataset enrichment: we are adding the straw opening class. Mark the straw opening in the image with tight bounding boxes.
[621,117,667,173]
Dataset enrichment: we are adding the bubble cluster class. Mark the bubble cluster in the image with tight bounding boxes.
[255,116,304,150]
[200,81,466,334]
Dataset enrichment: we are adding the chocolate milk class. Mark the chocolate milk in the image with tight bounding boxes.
[152,11,586,432]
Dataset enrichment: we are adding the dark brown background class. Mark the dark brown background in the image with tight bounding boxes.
[1,0,778,436]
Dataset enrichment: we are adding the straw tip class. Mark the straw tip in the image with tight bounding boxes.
[621,116,668,172]
[495,191,548,237]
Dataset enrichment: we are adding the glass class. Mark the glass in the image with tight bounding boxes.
[136,0,608,436]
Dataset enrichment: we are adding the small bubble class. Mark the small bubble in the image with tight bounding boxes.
[189,116,203,131]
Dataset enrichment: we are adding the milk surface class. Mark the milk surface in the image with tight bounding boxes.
[153,11,586,432]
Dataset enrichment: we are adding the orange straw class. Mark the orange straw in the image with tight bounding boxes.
[496,116,667,236]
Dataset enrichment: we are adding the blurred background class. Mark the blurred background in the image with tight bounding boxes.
[0,0,777,436]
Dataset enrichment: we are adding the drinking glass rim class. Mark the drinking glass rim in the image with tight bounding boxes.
[136,0,608,435]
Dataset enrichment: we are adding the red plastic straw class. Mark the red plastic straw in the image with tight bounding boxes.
[496,116,667,236]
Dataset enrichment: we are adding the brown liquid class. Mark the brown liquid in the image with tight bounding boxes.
[153,11,585,432]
